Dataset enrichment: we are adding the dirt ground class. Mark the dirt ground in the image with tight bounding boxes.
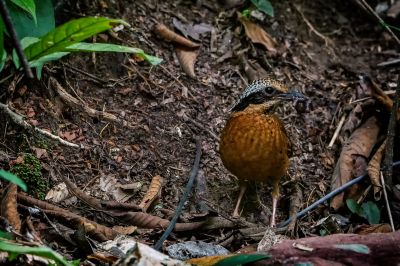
[1,0,399,258]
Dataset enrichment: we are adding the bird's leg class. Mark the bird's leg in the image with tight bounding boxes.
[232,181,247,218]
[270,182,280,227]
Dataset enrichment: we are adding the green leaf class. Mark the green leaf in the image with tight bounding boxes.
[346,199,363,216]
[66,42,163,65]
[241,9,251,18]
[7,0,54,39]
[0,170,27,191]
[12,37,39,69]
[334,244,370,254]
[250,0,274,17]
[0,241,75,266]
[294,263,314,266]
[9,0,36,24]
[361,202,380,224]
[24,17,127,61]
[29,52,69,68]
[0,231,13,240]
[215,254,270,266]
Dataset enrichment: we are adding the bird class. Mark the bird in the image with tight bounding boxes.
[219,78,304,227]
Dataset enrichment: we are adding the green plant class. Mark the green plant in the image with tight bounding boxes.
[0,170,75,265]
[250,0,274,17]
[346,199,381,225]
[0,240,79,266]
[10,153,48,199]
[1,0,162,77]
[0,169,27,191]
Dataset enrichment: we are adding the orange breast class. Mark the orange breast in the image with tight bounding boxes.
[220,112,289,184]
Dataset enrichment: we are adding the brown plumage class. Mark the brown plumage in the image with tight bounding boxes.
[220,79,303,226]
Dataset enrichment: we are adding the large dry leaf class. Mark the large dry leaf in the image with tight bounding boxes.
[153,23,200,48]
[330,116,380,210]
[176,45,198,78]
[172,18,213,41]
[139,175,163,212]
[45,182,69,203]
[239,15,277,53]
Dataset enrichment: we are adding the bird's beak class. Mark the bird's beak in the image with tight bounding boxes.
[277,90,307,101]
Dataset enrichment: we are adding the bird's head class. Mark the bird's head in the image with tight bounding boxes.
[230,79,306,112]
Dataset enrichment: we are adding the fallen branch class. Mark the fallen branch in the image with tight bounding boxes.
[0,103,80,148]
[256,230,400,265]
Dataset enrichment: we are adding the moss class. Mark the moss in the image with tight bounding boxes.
[10,153,48,199]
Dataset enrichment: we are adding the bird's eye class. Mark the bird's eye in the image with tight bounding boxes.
[264,86,276,94]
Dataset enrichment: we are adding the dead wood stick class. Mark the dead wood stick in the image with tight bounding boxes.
[0,103,80,148]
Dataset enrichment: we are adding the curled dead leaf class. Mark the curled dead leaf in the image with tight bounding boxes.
[153,23,200,48]
[176,45,198,78]
[139,175,163,212]
[1,184,21,232]
[367,139,386,200]
[239,15,277,53]
[330,116,380,210]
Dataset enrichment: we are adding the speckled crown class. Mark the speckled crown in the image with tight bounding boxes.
[230,79,288,112]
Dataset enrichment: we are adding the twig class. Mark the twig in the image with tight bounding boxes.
[0,103,80,148]
[278,161,400,228]
[328,114,346,148]
[0,0,33,78]
[380,171,395,232]
[153,138,202,250]
[357,0,400,45]
[294,5,332,47]
[383,75,400,189]
[377,58,400,68]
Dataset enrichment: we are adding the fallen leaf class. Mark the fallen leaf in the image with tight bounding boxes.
[353,223,392,234]
[153,23,200,48]
[45,182,69,203]
[32,147,48,159]
[63,131,77,141]
[112,225,137,235]
[139,175,163,212]
[176,45,198,78]
[330,116,380,210]
[239,15,277,53]
[367,139,386,200]
[172,18,213,41]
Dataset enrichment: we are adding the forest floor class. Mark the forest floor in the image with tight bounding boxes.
[0,0,399,262]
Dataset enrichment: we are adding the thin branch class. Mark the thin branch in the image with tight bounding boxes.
[278,161,400,228]
[357,0,400,45]
[0,103,81,148]
[0,0,33,78]
[383,75,400,189]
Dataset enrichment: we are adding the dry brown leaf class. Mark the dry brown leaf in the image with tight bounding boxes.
[239,15,277,53]
[353,223,392,234]
[187,255,235,266]
[367,139,386,200]
[32,147,48,159]
[112,225,137,235]
[176,45,198,78]
[153,23,200,48]
[1,184,21,232]
[139,175,163,212]
[330,116,380,210]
